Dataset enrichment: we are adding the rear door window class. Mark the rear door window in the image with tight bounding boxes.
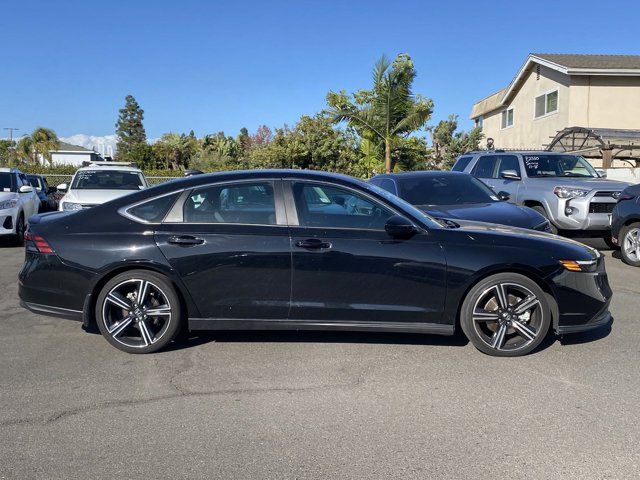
[471,156,499,178]
[452,156,473,172]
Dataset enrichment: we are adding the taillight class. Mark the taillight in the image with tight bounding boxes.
[25,232,54,254]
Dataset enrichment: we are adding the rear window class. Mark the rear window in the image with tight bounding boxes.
[127,193,179,223]
[452,156,472,172]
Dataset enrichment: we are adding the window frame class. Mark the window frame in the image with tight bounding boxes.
[283,179,411,232]
[500,108,514,130]
[533,89,559,119]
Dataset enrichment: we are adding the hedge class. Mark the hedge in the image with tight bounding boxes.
[17,165,185,177]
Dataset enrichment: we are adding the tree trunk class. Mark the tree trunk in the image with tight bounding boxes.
[384,140,392,173]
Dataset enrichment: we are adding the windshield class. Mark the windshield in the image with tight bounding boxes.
[0,173,16,193]
[523,154,598,178]
[398,174,499,205]
[71,170,146,190]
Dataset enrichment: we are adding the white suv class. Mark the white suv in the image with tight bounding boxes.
[0,168,40,243]
[58,162,149,211]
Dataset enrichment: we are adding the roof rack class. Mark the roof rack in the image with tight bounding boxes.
[82,161,138,168]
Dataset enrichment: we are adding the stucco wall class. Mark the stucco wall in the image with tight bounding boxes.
[569,75,640,128]
[479,65,570,149]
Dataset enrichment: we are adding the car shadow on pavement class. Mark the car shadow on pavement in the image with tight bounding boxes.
[165,328,471,352]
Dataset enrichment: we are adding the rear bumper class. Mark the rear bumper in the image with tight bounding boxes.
[20,300,83,321]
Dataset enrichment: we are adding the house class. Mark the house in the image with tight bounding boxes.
[470,54,640,167]
[48,142,104,166]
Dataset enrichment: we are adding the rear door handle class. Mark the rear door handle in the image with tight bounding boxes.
[295,238,332,250]
[168,235,205,246]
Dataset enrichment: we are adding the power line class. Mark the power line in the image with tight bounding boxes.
[3,127,19,145]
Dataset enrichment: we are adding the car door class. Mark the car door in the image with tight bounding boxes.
[491,155,522,202]
[17,174,38,217]
[285,180,446,325]
[154,179,292,320]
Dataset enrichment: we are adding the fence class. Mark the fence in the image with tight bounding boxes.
[41,175,178,188]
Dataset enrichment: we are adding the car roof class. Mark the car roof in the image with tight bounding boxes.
[75,165,143,173]
[372,170,469,180]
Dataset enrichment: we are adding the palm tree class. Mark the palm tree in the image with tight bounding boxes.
[16,136,35,163]
[328,54,433,173]
[31,127,59,165]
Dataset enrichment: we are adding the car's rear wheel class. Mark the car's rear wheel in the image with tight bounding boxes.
[620,223,640,267]
[530,206,558,234]
[96,270,182,353]
[460,273,551,357]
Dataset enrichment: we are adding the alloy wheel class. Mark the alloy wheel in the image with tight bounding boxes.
[472,282,544,353]
[101,278,172,349]
[623,228,640,262]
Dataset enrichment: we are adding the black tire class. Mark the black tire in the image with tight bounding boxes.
[602,235,619,250]
[460,272,551,357]
[96,270,182,354]
[619,222,640,267]
[531,205,558,234]
[13,213,25,246]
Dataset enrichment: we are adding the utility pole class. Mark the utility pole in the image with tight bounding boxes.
[3,127,19,146]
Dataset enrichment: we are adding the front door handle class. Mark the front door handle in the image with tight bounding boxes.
[168,235,205,246]
[295,238,332,250]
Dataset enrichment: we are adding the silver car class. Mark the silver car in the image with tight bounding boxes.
[453,151,630,244]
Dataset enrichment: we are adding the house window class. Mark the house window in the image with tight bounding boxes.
[534,90,558,118]
[474,116,483,131]
[501,108,514,129]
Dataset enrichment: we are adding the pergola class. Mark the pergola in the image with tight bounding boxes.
[546,127,640,168]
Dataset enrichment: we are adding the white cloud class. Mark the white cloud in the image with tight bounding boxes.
[60,134,119,157]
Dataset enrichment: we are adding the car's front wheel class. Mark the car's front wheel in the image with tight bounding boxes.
[96,270,182,353]
[14,213,25,246]
[460,273,551,357]
[620,223,640,267]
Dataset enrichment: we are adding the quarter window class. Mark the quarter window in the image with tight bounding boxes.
[127,193,180,223]
[501,108,514,129]
[534,90,558,118]
[184,182,276,225]
[292,182,393,230]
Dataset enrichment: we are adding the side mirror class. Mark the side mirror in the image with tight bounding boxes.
[595,168,607,178]
[19,185,34,194]
[57,183,68,192]
[384,215,416,238]
[497,191,510,201]
[501,170,521,180]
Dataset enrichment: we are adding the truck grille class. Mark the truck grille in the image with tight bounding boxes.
[589,203,615,214]
[593,191,622,199]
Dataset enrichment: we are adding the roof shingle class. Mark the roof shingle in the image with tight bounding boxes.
[532,53,640,70]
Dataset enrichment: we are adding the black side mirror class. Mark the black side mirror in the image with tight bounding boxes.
[384,215,416,238]
[501,170,521,181]
[498,191,510,201]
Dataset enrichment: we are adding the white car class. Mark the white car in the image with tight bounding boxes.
[0,168,40,243]
[58,162,149,211]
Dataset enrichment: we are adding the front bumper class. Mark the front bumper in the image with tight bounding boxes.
[550,191,619,231]
[552,255,613,334]
[0,207,18,235]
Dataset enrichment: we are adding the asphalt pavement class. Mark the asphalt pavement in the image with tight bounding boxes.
[1,239,639,479]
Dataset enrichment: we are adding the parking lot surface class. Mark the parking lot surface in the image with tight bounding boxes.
[1,240,639,479]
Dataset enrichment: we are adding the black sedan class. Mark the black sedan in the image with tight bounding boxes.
[611,183,640,266]
[19,170,611,356]
[369,171,550,231]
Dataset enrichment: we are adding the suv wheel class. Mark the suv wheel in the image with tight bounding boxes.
[530,206,558,234]
[620,223,640,267]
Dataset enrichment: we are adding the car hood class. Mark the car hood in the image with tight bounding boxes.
[447,218,599,259]
[62,189,139,205]
[527,177,630,190]
[417,202,544,229]
[0,191,18,203]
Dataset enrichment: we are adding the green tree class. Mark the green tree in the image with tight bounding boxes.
[12,128,59,165]
[151,133,198,170]
[430,115,483,168]
[327,54,433,173]
[115,95,147,161]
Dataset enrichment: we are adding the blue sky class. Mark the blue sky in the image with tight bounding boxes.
[1,0,639,140]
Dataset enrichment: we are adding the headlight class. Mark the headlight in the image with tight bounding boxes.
[553,186,590,199]
[62,202,83,211]
[559,259,597,272]
[0,199,18,210]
